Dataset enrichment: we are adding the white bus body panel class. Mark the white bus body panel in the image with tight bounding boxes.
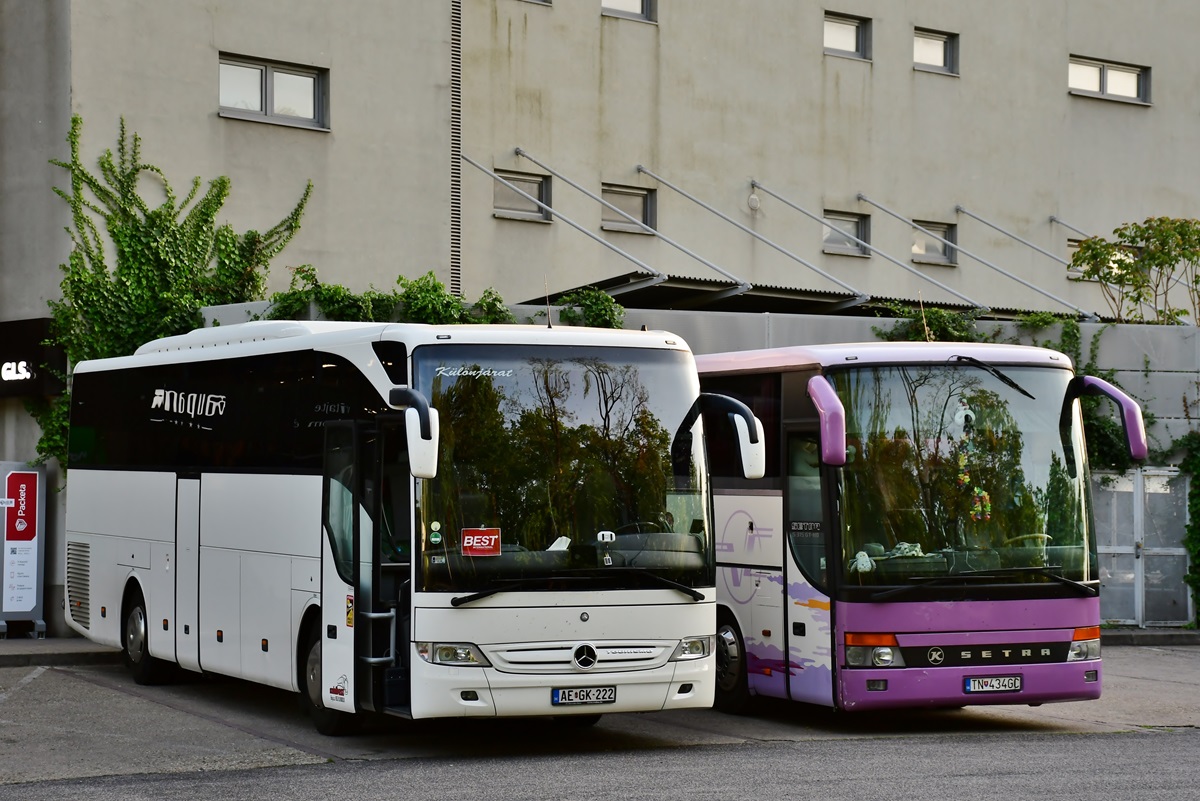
[63,469,178,649]
[197,473,321,689]
[175,479,200,672]
[409,594,715,719]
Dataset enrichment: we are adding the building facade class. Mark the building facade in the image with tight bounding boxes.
[2,0,1197,632]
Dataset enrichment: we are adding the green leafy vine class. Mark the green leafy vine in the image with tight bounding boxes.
[28,114,312,468]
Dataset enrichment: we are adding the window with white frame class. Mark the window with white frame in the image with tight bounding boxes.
[1068,57,1150,103]
[494,171,551,221]
[913,28,958,74]
[602,0,655,21]
[822,211,869,255]
[912,222,956,265]
[219,56,328,129]
[601,185,655,232]
[824,13,870,60]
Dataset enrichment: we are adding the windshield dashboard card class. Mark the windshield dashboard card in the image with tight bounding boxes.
[964,675,1021,693]
[552,686,617,705]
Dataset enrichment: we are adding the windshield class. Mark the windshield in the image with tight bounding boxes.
[412,343,713,593]
[829,362,1094,590]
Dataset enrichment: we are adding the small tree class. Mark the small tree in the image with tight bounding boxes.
[1070,216,1200,324]
[28,115,312,467]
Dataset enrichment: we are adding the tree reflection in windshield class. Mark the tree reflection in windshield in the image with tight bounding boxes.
[834,365,1088,587]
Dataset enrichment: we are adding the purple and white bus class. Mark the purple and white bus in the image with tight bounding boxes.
[696,341,1147,712]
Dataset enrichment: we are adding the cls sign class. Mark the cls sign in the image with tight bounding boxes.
[1,361,31,382]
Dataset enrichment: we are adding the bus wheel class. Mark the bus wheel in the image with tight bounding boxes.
[714,613,750,714]
[122,587,168,685]
[300,627,356,736]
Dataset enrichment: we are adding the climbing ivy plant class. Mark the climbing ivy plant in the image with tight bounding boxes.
[26,115,312,467]
[265,267,517,325]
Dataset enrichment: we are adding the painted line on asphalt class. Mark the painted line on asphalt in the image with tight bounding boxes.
[0,666,47,704]
[52,666,345,762]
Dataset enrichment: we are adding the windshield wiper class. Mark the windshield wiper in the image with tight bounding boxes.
[451,576,588,607]
[570,567,705,601]
[953,355,1036,399]
[869,565,1096,601]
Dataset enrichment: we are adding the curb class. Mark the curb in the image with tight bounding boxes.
[0,640,123,669]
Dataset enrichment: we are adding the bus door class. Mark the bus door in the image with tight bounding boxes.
[784,429,836,707]
[319,422,364,716]
[320,418,414,718]
[368,417,414,714]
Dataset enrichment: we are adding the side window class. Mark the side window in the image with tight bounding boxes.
[323,425,357,583]
[787,432,827,588]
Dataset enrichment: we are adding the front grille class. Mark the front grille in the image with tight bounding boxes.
[65,541,91,630]
[485,640,673,674]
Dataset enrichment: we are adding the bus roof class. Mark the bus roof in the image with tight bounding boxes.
[694,341,1074,375]
[73,320,693,373]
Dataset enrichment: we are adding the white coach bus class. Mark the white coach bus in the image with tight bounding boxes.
[63,321,764,733]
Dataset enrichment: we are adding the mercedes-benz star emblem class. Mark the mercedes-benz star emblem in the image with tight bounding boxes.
[927,647,945,665]
[573,643,598,670]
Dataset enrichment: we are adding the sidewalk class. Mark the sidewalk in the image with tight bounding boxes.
[1,627,1196,669]
[0,635,122,668]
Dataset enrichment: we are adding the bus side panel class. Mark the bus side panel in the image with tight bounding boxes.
[147,540,175,663]
[63,470,177,651]
[198,474,322,558]
[239,552,294,689]
[199,548,241,675]
[785,575,834,707]
[197,473,322,683]
[175,479,201,672]
[713,492,788,700]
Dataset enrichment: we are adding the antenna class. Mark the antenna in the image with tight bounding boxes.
[545,276,553,328]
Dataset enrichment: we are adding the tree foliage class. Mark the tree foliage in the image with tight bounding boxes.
[28,115,312,467]
[1070,216,1200,324]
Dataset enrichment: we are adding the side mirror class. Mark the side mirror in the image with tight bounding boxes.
[732,411,767,480]
[1061,375,1148,463]
[807,375,847,466]
[390,387,440,479]
[673,392,766,480]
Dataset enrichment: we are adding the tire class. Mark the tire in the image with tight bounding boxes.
[122,587,169,685]
[714,612,751,715]
[300,626,356,736]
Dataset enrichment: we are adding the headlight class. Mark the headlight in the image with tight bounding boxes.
[416,641,491,666]
[845,645,907,668]
[670,635,714,661]
[1067,638,1101,661]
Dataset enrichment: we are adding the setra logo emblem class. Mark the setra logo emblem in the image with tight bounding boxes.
[927,647,945,665]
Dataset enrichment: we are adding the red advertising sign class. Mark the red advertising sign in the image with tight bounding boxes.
[461,527,502,557]
[4,471,37,542]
